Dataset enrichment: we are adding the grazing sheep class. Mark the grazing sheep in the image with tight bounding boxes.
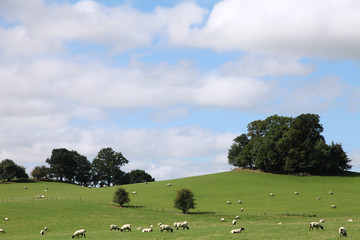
[157,223,163,226]
[237,200,242,204]
[232,220,236,225]
[294,192,299,195]
[175,221,189,230]
[136,227,142,230]
[230,228,245,234]
[142,228,153,232]
[110,224,120,231]
[160,224,173,232]
[4,218,9,221]
[38,195,45,199]
[23,186,28,189]
[319,219,325,223]
[235,215,240,219]
[339,227,347,237]
[120,224,131,232]
[348,219,354,222]
[167,183,172,186]
[132,191,137,195]
[331,204,337,208]
[149,224,154,228]
[270,193,275,197]
[241,208,244,212]
[329,191,333,195]
[316,197,321,200]
[309,222,323,230]
[72,229,86,238]
[221,218,225,222]
[40,230,44,235]
[226,201,231,204]
[44,227,48,231]
[278,222,282,225]
[0,229,5,233]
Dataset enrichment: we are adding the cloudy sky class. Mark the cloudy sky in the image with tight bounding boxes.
[0,0,359,180]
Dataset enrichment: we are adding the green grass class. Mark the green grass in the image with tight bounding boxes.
[1,170,360,239]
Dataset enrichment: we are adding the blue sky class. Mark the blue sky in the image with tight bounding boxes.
[0,0,359,180]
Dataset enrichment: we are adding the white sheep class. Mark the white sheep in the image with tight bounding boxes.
[235,215,240,219]
[221,218,225,222]
[4,218,9,221]
[294,192,299,195]
[331,204,337,208]
[136,227,142,230]
[120,224,131,232]
[149,224,154,228]
[339,227,347,237]
[237,200,242,204]
[142,228,153,232]
[23,186,28,189]
[319,219,325,223]
[241,208,244,212]
[309,222,323,230]
[167,183,172,186]
[270,193,275,197]
[232,220,236,225]
[44,227,48,231]
[329,191,334,195]
[160,224,173,232]
[230,228,245,234]
[72,229,86,238]
[278,222,282,225]
[132,191,137,195]
[226,201,231,204]
[157,223,163,226]
[110,224,120,230]
[175,221,189,230]
[40,230,44,235]
[0,229,5,233]
[348,218,354,222]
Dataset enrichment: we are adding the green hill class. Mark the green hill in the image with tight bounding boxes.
[1,170,360,239]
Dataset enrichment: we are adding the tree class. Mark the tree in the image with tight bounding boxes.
[46,148,76,182]
[92,147,129,187]
[112,187,130,207]
[127,169,155,184]
[31,165,51,180]
[74,154,92,186]
[15,165,29,180]
[228,114,352,174]
[174,188,196,214]
[0,159,28,181]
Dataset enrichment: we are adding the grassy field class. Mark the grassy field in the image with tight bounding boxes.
[1,170,360,239]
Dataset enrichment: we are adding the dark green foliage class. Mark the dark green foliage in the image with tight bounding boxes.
[174,188,196,214]
[0,159,28,181]
[31,165,50,180]
[127,169,155,184]
[228,114,351,174]
[113,187,130,207]
[92,147,129,187]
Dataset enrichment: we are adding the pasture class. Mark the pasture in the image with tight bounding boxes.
[1,170,360,239]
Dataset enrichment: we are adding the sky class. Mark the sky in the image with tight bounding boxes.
[0,0,359,181]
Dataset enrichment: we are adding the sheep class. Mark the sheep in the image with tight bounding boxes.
[278,222,282,225]
[319,219,325,223]
[329,191,334,195]
[220,218,225,222]
[235,215,240,219]
[270,193,275,197]
[167,183,172,186]
[23,186,28,189]
[232,220,236,225]
[237,200,242,204]
[0,228,5,233]
[149,224,154,228]
[72,229,86,238]
[38,195,45,199]
[348,219,354,222]
[136,227,142,230]
[230,228,245,234]
[142,228,153,232]
[175,221,189,230]
[132,191,137,195]
[110,224,120,231]
[331,204,337,208]
[309,222,323,230]
[226,201,231,204]
[4,218,9,221]
[44,227,48,231]
[40,230,44,235]
[120,224,131,232]
[160,224,173,232]
[339,227,347,237]
[241,208,244,212]
[157,223,163,226]
[294,192,299,195]
[316,197,321,200]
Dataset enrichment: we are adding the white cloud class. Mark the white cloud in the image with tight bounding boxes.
[349,149,360,167]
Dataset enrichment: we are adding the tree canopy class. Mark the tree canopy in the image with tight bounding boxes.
[174,188,196,214]
[113,187,130,207]
[0,159,29,181]
[127,169,155,184]
[228,114,351,174]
